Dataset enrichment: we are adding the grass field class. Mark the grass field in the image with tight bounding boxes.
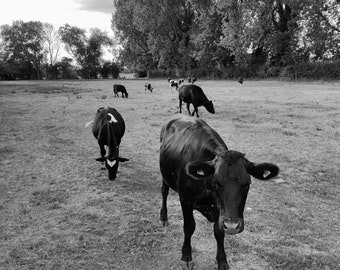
[0,79,339,270]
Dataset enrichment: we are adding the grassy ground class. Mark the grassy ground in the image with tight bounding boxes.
[0,79,339,270]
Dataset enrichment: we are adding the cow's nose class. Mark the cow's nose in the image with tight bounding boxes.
[108,171,117,181]
[223,218,240,234]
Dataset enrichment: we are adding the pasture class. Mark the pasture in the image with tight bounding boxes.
[0,79,339,270]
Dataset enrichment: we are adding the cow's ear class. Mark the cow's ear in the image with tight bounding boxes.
[96,157,106,162]
[185,161,215,180]
[117,157,129,162]
[247,162,279,180]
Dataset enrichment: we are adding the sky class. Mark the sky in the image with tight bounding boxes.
[0,0,114,34]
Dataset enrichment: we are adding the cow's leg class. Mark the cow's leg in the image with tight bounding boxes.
[180,200,195,270]
[160,180,169,226]
[179,99,183,113]
[186,103,191,116]
[193,106,199,117]
[99,144,106,170]
[214,221,229,270]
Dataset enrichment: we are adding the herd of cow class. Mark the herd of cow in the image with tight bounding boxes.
[89,77,279,270]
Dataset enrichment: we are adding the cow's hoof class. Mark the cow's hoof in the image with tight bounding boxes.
[217,260,229,270]
[160,220,169,226]
[181,260,194,270]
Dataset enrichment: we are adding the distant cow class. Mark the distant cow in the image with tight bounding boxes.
[188,76,197,84]
[145,83,153,93]
[159,115,279,270]
[113,84,128,98]
[168,78,184,91]
[179,84,215,117]
[92,107,129,180]
[238,77,244,84]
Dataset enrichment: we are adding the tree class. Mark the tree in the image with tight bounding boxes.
[58,57,78,79]
[100,61,120,78]
[1,20,45,79]
[113,0,215,76]
[43,23,61,66]
[300,0,340,60]
[112,0,340,78]
[85,28,113,78]
[190,1,234,73]
[112,0,154,75]
[59,24,113,78]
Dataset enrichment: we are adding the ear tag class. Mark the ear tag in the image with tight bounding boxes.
[197,169,205,176]
[107,160,117,167]
[263,170,271,178]
[108,113,118,123]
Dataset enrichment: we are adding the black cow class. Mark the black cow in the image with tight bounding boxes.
[145,83,153,93]
[92,107,129,180]
[238,77,244,84]
[159,115,279,270]
[113,84,129,98]
[179,84,215,117]
[188,76,197,84]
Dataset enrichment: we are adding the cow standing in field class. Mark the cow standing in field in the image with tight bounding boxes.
[168,78,184,91]
[145,83,153,93]
[179,84,215,117]
[92,107,129,180]
[159,115,279,270]
[113,84,129,98]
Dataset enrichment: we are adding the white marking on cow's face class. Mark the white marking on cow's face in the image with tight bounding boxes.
[197,169,205,176]
[107,159,117,167]
[108,113,118,123]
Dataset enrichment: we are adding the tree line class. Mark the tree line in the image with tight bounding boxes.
[112,0,340,80]
[1,1,339,80]
[0,21,119,80]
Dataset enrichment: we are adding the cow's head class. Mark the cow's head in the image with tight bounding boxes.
[185,150,279,234]
[96,156,129,180]
[205,100,215,114]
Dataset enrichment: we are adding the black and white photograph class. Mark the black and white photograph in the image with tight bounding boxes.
[0,1,339,269]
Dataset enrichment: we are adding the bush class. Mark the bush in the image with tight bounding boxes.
[134,69,147,78]
[285,61,340,80]
[149,69,167,78]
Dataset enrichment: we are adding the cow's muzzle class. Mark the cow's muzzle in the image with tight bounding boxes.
[107,167,117,181]
[222,217,244,235]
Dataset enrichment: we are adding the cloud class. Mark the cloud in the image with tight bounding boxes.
[75,0,114,14]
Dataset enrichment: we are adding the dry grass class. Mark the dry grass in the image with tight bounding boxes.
[0,79,339,270]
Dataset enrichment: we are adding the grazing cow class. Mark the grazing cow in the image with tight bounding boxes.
[188,76,197,84]
[92,107,129,180]
[113,84,129,98]
[159,115,279,270]
[179,84,215,117]
[238,77,244,84]
[145,83,153,93]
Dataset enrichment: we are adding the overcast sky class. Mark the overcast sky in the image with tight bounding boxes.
[0,0,114,33]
